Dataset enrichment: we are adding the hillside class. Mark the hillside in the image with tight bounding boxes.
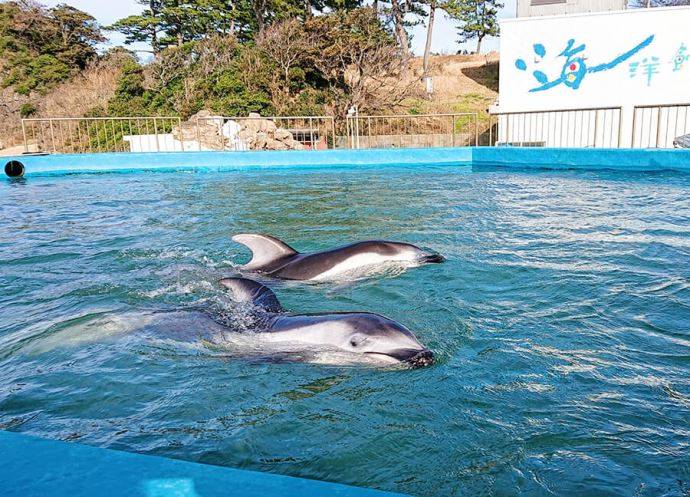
[408,52,499,121]
[1,52,499,154]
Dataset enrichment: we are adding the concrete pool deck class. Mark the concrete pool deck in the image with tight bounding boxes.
[0,431,410,497]
[4,147,690,177]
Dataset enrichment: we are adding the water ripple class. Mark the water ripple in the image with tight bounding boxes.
[1,168,689,496]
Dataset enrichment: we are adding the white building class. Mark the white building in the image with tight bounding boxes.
[517,0,626,19]
[493,6,690,147]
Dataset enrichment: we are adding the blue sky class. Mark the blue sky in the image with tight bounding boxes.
[40,0,516,56]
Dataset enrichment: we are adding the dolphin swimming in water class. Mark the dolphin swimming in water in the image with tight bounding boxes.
[217,277,434,367]
[232,233,444,281]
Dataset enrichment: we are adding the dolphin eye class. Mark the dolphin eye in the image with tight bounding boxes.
[349,336,366,348]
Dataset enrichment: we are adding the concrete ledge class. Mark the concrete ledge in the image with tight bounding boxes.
[0,431,410,497]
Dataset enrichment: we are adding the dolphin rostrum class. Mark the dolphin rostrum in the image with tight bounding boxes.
[218,277,434,367]
[232,233,444,281]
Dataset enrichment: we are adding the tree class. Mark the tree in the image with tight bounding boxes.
[390,0,410,67]
[306,8,418,118]
[1,1,103,93]
[255,18,317,113]
[108,0,310,48]
[107,1,161,54]
[421,0,440,76]
[376,0,423,71]
[256,18,310,83]
[49,4,105,68]
[446,0,502,53]
[108,0,249,51]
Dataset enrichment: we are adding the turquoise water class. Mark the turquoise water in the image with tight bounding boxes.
[1,165,689,496]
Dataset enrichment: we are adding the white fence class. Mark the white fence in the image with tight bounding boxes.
[491,107,622,148]
[20,116,335,154]
[632,104,690,148]
[490,103,690,148]
[345,114,480,149]
[20,106,690,154]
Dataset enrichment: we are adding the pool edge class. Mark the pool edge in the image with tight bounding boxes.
[0,430,412,497]
[4,147,690,178]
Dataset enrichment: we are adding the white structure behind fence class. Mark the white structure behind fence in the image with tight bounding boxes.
[494,6,690,147]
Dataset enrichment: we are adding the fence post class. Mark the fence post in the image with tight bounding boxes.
[488,115,492,146]
[196,117,202,151]
[21,120,28,153]
[330,117,336,150]
[346,117,352,149]
[474,112,479,147]
[153,117,160,152]
[451,115,456,147]
[49,119,57,153]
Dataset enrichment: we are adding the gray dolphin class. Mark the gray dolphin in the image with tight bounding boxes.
[218,277,434,367]
[232,233,444,281]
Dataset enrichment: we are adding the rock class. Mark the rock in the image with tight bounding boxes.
[284,139,304,150]
[253,132,269,150]
[172,109,226,150]
[274,128,293,141]
[172,111,305,151]
[268,139,289,150]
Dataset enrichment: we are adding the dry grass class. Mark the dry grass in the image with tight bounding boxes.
[0,58,123,150]
[38,60,123,117]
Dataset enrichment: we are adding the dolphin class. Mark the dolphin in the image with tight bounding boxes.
[217,277,435,368]
[231,233,444,281]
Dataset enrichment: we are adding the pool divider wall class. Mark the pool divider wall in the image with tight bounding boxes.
[5,147,690,177]
[0,431,411,497]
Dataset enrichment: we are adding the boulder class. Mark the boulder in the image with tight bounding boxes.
[238,114,303,151]
[274,128,293,141]
[172,109,225,150]
[172,111,306,151]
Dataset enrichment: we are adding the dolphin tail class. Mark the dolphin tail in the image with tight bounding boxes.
[219,277,284,313]
[232,233,298,270]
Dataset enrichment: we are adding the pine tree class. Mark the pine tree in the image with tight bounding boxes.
[445,0,502,53]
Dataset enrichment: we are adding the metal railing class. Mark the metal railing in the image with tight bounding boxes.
[21,105,690,154]
[193,116,336,151]
[489,107,623,148]
[632,104,690,148]
[345,113,479,149]
[21,117,182,154]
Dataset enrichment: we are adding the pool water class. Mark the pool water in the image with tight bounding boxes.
[1,165,689,496]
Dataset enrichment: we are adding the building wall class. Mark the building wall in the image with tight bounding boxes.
[516,0,626,19]
[495,6,690,146]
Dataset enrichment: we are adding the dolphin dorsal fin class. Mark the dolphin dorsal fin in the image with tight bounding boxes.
[218,277,284,313]
[232,233,298,270]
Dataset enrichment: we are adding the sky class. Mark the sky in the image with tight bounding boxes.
[39,0,517,56]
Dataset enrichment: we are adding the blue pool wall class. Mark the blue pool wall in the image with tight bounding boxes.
[4,148,472,177]
[0,431,410,497]
[472,147,690,172]
[4,147,690,177]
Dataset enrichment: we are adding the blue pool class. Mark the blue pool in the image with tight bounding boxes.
[1,151,689,496]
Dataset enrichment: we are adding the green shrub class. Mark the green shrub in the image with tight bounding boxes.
[19,103,37,118]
